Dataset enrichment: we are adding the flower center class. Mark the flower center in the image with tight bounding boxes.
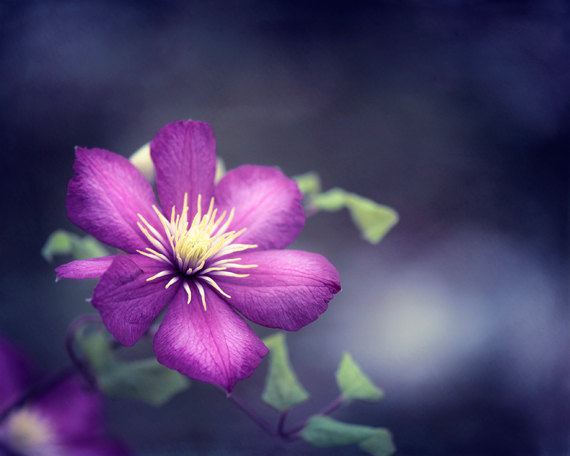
[136,193,257,309]
[3,407,59,455]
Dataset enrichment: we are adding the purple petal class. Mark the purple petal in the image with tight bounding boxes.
[217,250,341,331]
[56,256,120,281]
[151,120,216,219]
[33,376,103,442]
[153,285,268,393]
[67,147,160,253]
[214,165,305,250]
[92,255,178,346]
[0,335,36,411]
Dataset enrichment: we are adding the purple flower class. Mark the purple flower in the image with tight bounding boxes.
[57,120,341,392]
[0,335,130,456]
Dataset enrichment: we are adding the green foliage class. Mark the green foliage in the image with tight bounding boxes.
[77,328,189,406]
[301,415,377,446]
[260,336,392,453]
[312,188,398,244]
[295,170,398,244]
[343,193,398,244]
[97,358,190,406]
[215,157,226,183]
[359,429,397,456]
[129,142,154,182]
[301,416,395,456]
[311,188,347,211]
[78,330,113,372]
[42,230,109,262]
[294,172,322,196]
[336,352,383,402]
[262,333,309,411]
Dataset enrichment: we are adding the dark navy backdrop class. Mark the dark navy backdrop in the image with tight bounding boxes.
[0,1,567,455]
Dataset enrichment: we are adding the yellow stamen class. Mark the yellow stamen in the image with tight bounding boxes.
[137,213,166,243]
[138,222,168,254]
[199,266,228,275]
[210,271,251,278]
[195,281,207,311]
[183,281,192,304]
[137,249,170,264]
[200,276,231,299]
[146,270,171,282]
[210,262,258,269]
[165,276,179,289]
[136,193,260,311]
[165,194,255,271]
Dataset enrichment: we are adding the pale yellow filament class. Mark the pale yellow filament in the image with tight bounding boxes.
[137,193,258,310]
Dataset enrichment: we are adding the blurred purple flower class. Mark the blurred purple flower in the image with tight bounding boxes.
[0,335,130,456]
[57,120,340,392]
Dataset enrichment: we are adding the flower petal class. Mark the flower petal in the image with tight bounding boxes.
[5,375,132,455]
[32,376,103,442]
[55,256,120,281]
[214,165,305,249]
[67,147,159,253]
[151,120,216,219]
[0,335,36,411]
[153,285,268,392]
[92,255,178,346]
[217,250,341,331]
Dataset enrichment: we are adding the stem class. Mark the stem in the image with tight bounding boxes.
[223,390,276,436]
[277,410,289,438]
[223,390,347,441]
[0,314,104,424]
[65,314,102,389]
[283,394,345,438]
[316,394,344,416]
[304,204,320,218]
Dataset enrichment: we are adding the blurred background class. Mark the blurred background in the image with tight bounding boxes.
[0,1,568,455]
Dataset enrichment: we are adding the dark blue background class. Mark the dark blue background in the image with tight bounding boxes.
[0,1,568,455]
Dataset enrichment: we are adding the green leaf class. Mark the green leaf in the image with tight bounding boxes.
[359,429,396,456]
[77,329,114,372]
[215,157,226,184]
[311,187,347,211]
[301,416,395,456]
[77,329,189,406]
[293,172,322,196]
[311,189,398,244]
[42,230,109,262]
[98,358,190,407]
[129,142,154,182]
[130,142,226,185]
[262,333,309,411]
[301,415,378,446]
[344,194,398,244]
[41,230,74,262]
[336,352,383,402]
[301,416,378,446]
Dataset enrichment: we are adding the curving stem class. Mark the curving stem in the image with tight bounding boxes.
[64,313,103,389]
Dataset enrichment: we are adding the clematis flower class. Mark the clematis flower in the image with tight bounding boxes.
[56,120,341,392]
[0,335,130,456]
